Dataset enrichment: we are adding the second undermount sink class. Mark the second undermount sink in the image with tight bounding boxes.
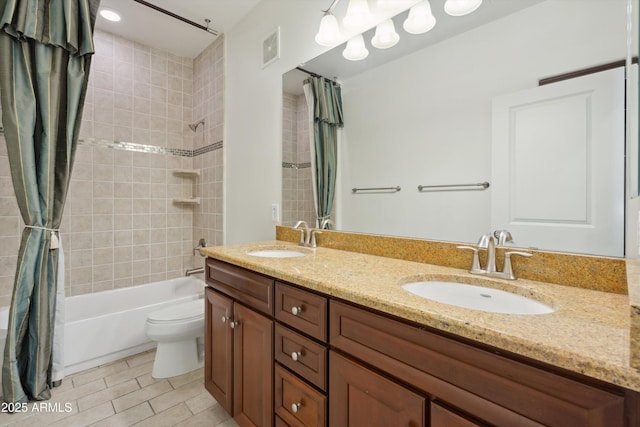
[247,249,307,258]
[402,281,554,315]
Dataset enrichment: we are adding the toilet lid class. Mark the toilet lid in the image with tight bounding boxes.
[147,298,204,323]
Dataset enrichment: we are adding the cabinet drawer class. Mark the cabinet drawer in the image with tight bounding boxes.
[275,324,327,391]
[275,365,326,427]
[275,282,327,341]
[275,415,290,427]
[206,258,274,315]
[330,300,624,427]
[431,402,482,427]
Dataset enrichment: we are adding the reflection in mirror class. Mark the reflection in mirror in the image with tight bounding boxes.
[283,0,637,257]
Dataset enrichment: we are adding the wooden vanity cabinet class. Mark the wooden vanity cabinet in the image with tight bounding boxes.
[274,282,329,427]
[205,259,274,427]
[329,300,627,427]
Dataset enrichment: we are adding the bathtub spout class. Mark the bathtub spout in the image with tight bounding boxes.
[185,267,205,277]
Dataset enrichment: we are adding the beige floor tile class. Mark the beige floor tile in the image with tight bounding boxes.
[135,373,162,388]
[131,402,193,427]
[167,368,204,389]
[184,390,215,414]
[148,379,204,414]
[49,401,114,427]
[52,378,107,403]
[70,360,128,387]
[111,380,172,413]
[8,401,79,427]
[104,361,155,388]
[174,403,232,427]
[90,402,154,427]
[77,378,140,412]
[125,351,156,369]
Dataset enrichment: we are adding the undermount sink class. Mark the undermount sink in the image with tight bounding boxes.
[247,249,307,258]
[401,281,554,315]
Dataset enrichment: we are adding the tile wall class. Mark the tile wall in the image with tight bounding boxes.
[0,30,225,303]
[282,93,314,227]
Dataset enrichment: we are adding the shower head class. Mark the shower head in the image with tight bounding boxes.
[188,119,205,132]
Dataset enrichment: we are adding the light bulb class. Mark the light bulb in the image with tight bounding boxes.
[100,9,121,22]
[444,0,483,16]
[342,0,373,32]
[371,19,399,49]
[403,1,436,35]
[315,13,341,46]
[343,34,369,61]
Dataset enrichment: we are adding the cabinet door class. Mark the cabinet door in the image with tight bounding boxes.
[329,351,425,427]
[234,303,274,427]
[205,288,233,414]
[431,402,483,427]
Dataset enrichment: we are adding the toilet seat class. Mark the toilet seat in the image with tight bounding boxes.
[147,299,204,324]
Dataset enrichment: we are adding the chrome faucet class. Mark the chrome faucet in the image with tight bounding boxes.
[293,221,309,246]
[193,238,207,257]
[293,221,322,248]
[458,232,532,280]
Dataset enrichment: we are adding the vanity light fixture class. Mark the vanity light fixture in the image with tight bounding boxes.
[342,0,373,32]
[371,19,399,49]
[99,9,121,22]
[343,34,369,60]
[315,11,341,46]
[444,0,483,16]
[403,0,436,34]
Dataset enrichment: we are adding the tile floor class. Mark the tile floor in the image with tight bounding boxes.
[0,350,240,427]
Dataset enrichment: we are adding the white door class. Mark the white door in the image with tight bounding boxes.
[491,67,625,257]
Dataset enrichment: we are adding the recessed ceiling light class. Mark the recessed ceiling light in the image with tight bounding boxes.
[100,9,121,22]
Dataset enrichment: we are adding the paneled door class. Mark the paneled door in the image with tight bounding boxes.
[492,67,625,256]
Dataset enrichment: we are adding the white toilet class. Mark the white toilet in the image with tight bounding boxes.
[144,298,205,378]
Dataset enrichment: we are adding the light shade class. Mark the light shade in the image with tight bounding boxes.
[342,0,373,32]
[444,0,483,16]
[343,34,369,61]
[315,13,340,46]
[99,9,121,22]
[371,19,399,49]
[403,1,436,35]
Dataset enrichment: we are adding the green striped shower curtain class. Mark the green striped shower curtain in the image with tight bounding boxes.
[0,0,99,403]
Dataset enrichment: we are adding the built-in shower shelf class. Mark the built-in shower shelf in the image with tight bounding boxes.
[173,197,201,205]
[173,169,201,177]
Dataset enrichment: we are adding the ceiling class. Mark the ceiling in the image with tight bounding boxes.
[95,0,261,58]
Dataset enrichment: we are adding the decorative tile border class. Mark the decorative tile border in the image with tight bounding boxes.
[282,162,311,169]
[78,138,223,157]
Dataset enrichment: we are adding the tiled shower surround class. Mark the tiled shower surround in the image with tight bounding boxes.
[282,92,315,227]
[0,30,224,302]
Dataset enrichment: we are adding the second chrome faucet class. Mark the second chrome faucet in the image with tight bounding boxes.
[458,231,532,280]
[293,221,322,248]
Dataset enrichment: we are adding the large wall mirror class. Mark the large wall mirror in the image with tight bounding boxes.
[282,0,638,258]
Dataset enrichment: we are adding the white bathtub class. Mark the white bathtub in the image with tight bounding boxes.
[0,276,205,384]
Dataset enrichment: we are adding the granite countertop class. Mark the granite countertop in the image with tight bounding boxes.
[201,240,639,392]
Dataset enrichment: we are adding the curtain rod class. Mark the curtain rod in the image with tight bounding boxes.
[296,67,338,84]
[132,0,218,36]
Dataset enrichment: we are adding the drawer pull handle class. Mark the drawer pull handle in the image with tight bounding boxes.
[291,351,302,361]
[291,306,303,316]
[221,316,228,323]
[229,321,239,329]
[291,402,301,413]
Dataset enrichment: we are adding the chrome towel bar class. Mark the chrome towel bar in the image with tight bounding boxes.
[352,186,401,193]
[418,182,490,191]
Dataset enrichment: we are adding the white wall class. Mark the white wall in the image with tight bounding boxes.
[339,0,630,247]
[224,0,328,244]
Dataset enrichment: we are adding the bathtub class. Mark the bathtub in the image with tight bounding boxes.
[0,276,205,384]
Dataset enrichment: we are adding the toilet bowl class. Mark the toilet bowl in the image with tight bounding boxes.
[144,298,205,378]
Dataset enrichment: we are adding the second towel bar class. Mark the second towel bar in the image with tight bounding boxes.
[418,182,490,191]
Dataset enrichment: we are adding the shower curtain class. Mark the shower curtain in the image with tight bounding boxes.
[0,0,100,403]
[303,76,344,228]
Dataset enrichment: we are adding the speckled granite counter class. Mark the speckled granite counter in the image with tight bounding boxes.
[201,240,640,392]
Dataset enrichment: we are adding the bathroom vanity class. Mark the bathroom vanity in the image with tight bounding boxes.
[202,236,640,427]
